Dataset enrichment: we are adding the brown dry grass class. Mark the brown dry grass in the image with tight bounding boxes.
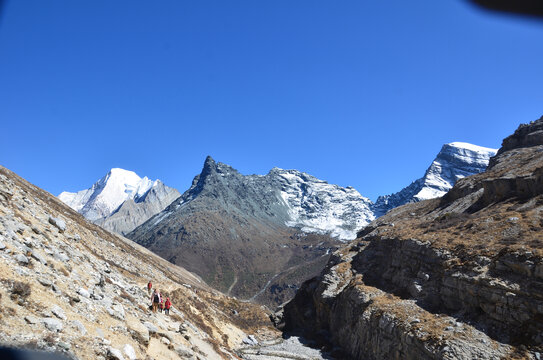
[59,265,70,277]
[371,196,543,258]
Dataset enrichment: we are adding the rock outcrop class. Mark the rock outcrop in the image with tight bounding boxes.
[284,116,543,359]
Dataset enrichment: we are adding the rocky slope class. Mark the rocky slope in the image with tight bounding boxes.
[0,165,280,359]
[128,157,343,305]
[283,116,543,359]
[372,142,497,216]
[59,168,180,235]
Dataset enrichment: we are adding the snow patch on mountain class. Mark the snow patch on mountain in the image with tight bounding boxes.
[270,168,374,240]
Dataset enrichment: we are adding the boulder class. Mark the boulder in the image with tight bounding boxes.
[48,216,66,232]
[127,318,150,345]
[158,331,176,342]
[53,251,70,263]
[107,347,125,360]
[143,321,158,335]
[37,277,52,287]
[70,320,87,335]
[42,317,63,332]
[242,335,259,346]
[51,305,67,320]
[174,345,194,358]
[24,315,39,324]
[123,344,136,360]
[77,288,90,298]
[14,253,29,265]
[107,304,125,321]
[58,342,71,351]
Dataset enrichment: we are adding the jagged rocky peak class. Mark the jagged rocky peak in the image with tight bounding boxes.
[372,141,497,216]
[172,157,375,241]
[188,156,241,192]
[58,168,179,235]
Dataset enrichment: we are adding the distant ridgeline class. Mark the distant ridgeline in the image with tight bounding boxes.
[59,142,497,241]
[59,142,497,305]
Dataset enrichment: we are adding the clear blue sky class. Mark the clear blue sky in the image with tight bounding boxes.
[1,1,542,201]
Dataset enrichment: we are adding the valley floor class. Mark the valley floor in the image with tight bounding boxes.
[238,334,334,360]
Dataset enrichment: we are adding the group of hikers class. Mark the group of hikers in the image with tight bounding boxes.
[147,281,172,315]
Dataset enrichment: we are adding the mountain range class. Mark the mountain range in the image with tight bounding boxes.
[59,142,497,241]
[57,141,497,306]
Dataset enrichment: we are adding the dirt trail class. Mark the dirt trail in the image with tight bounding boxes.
[227,274,238,295]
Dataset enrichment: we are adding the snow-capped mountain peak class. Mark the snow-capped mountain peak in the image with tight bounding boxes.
[59,168,158,221]
[372,142,497,216]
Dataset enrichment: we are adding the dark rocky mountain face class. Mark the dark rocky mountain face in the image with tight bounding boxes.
[128,157,342,306]
[283,116,543,359]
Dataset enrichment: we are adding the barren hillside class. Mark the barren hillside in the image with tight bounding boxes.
[0,165,278,359]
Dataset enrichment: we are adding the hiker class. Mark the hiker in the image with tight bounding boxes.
[164,297,172,316]
[147,281,152,295]
[159,298,164,313]
[151,289,161,313]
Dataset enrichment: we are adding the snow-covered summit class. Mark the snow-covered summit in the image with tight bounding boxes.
[372,142,497,216]
[59,168,160,221]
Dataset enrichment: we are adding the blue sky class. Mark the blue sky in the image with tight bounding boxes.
[0,1,542,201]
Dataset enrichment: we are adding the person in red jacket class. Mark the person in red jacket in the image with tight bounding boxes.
[164,297,172,315]
[147,281,152,295]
